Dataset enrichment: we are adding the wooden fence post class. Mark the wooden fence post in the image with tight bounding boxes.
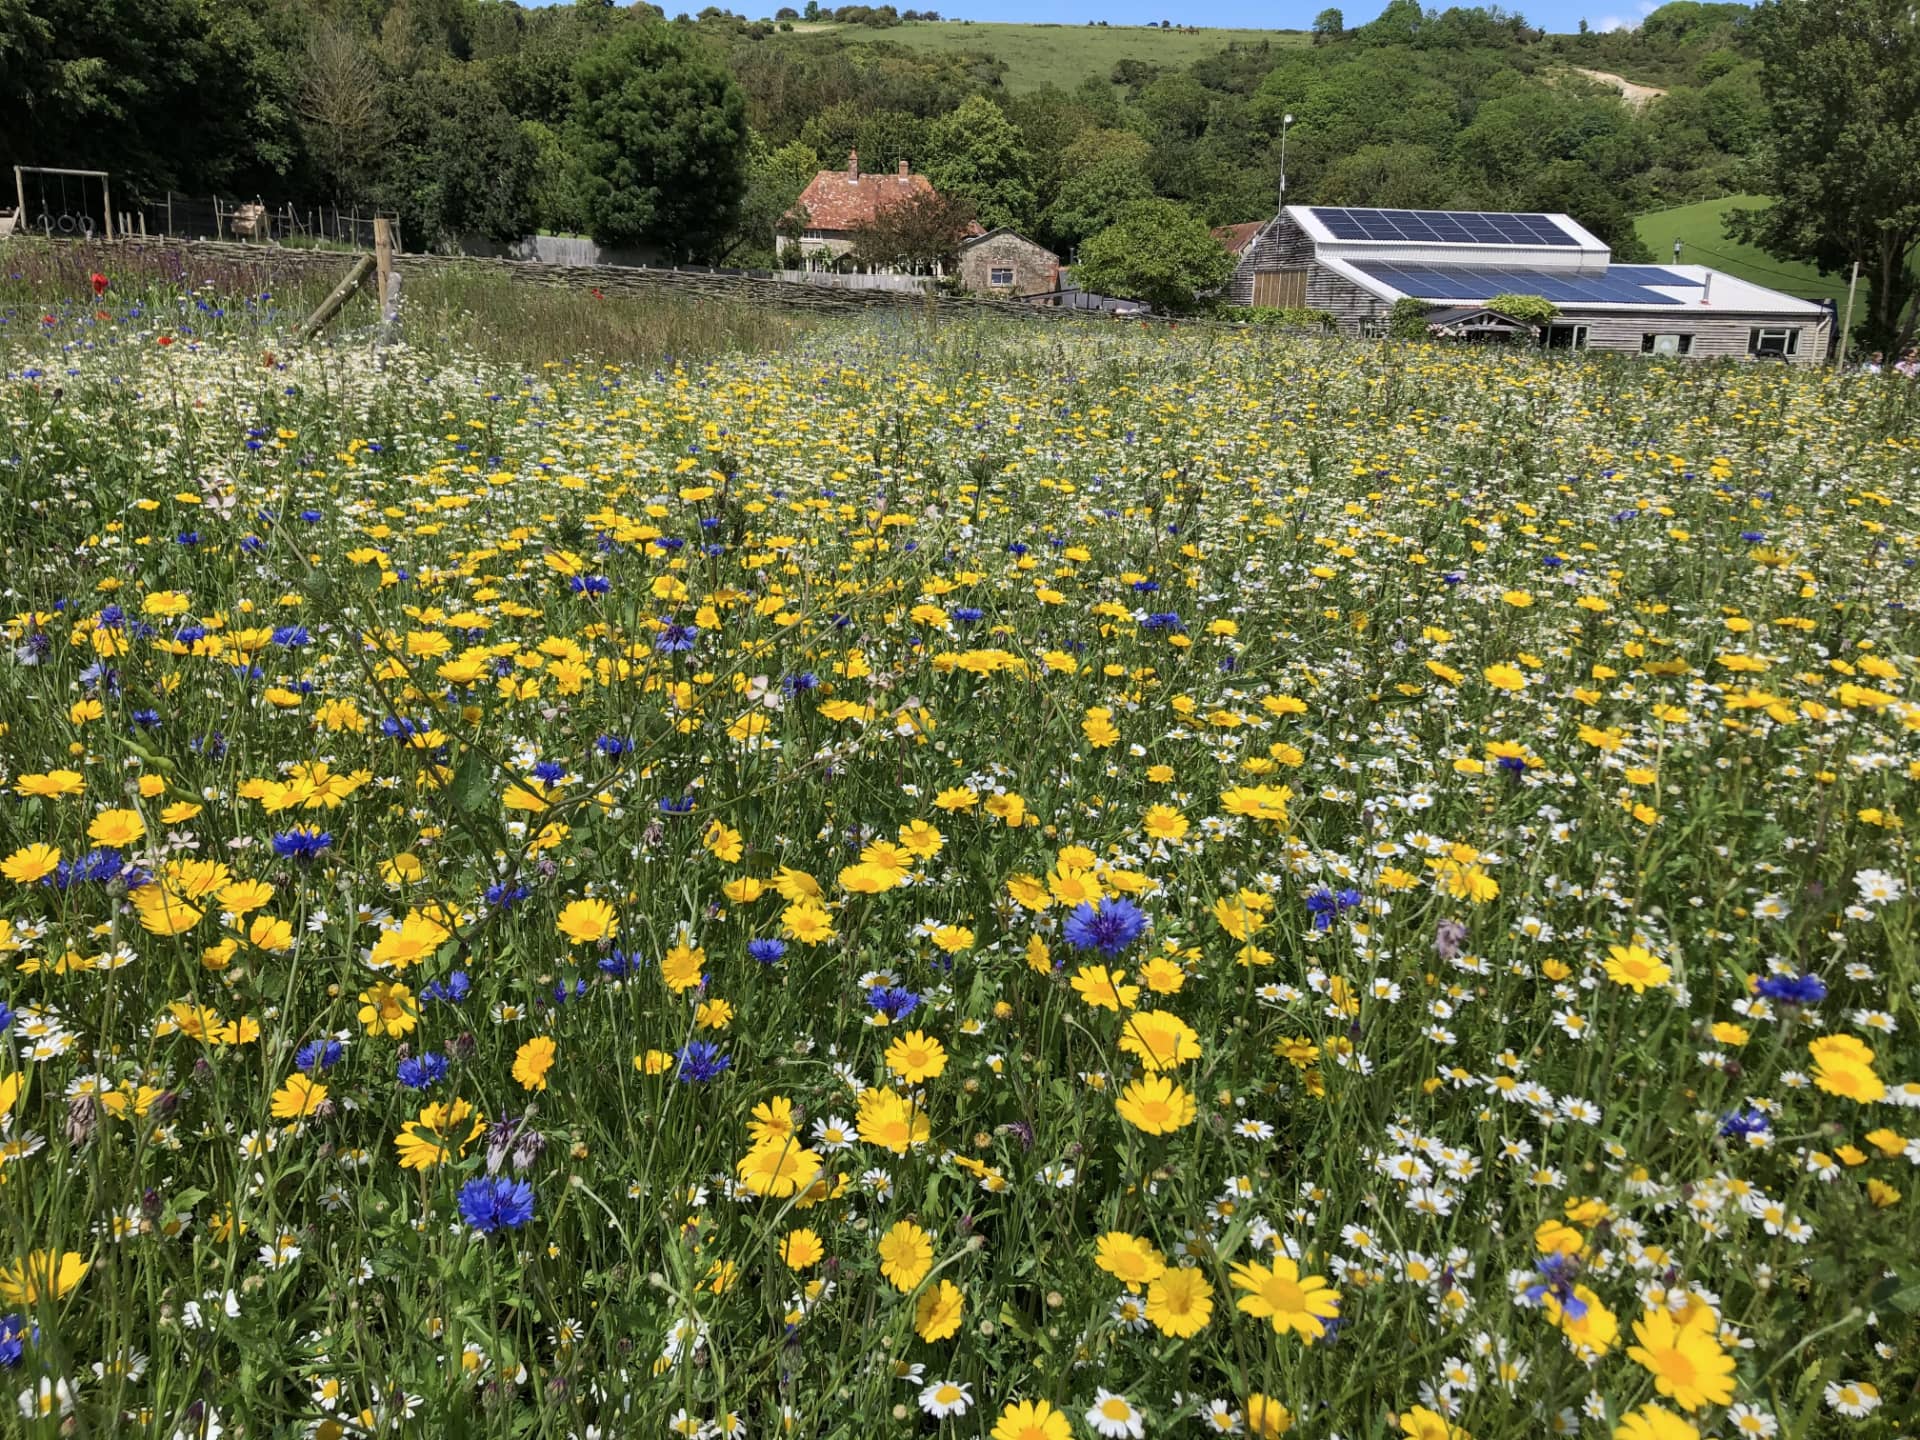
[297,254,375,342]
[374,217,394,306]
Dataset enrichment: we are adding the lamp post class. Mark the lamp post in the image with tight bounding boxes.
[1278,113,1294,211]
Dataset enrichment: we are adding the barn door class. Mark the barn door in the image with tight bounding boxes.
[1252,269,1307,308]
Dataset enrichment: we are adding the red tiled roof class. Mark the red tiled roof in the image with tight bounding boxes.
[1212,221,1266,255]
[790,162,937,233]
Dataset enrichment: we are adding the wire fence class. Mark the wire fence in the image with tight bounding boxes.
[9,177,400,254]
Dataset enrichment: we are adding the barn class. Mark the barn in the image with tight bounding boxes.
[1224,205,1831,363]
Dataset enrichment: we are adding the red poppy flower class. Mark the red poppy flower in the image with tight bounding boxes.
[156,335,175,347]
[90,272,109,297]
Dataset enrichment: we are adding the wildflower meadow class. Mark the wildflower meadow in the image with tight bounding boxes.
[1,277,1918,1440]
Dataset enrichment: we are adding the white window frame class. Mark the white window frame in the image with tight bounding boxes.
[1542,323,1588,351]
[1748,327,1800,357]
[989,266,1015,287]
[1641,333,1693,355]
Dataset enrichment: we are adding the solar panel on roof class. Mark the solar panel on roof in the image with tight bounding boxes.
[1609,265,1703,287]
[1351,261,1684,306]
[1308,208,1582,247]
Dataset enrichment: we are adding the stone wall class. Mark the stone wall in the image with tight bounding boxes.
[36,235,1120,324]
[956,233,1059,298]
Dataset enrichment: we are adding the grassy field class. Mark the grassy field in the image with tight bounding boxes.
[1,263,1918,1439]
[1633,194,1852,309]
[789,18,1307,91]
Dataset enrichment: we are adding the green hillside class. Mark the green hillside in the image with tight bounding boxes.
[1634,195,1849,308]
[787,19,1309,92]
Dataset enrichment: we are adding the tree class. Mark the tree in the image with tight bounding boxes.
[567,21,749,260]
[1042,155,1153,253]
[1728,0,1920,349]
[380,65,542,248]
[1073,198,1234,312]
[847,188,978,270]
[925,95,1037,231]
[298,25,388,199]
[1317,144,1449,208]
[728,136,820,264]
[1313,7,1344,43]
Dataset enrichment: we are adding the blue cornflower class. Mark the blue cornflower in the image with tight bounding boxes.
[458,1176,536,1235]
[655,621,699,653]
[0,1314,31,1367]
[300,509,324,523]
[676,1041,731,1083]
[485,882,530,911]
[97,605,124,628]
[397,1053,449,1089]
[52,849,126,890]
[0,1003,12,1035]
[1739,530,1766,542]
[569,575,611,595]
[295,1039,343,1072]
[749,938,788,965]
[131,708,161,730]
[654,536,685,551]
[421,971,471,1003]
[599,950,638,977]
[949,606,984,623]
[1062,898,1148,956]
[552,977,587,1005]
[1755,972,1827,1007]
[1522,1253,1586,1317]
[272,825,332,861]
[596,734,632,757]
[1719,1107,1771,1141]
[1142,612,1182,630]
[658,795,696,814]
[1130,579,1159,593]
[781,672,818,696]
[867,985,922,1021]
[271,625,310,647]
[1303,887,1363,931]
[531,761,566,784]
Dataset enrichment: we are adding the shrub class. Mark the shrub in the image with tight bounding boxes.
[1387,296,1431,339]
[1485,292,1557,327]
[1226,304,1338,331]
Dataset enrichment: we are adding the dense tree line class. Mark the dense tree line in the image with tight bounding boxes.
[6,0,1907,337]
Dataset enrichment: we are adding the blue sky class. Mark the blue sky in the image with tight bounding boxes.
[529,0,1691,39]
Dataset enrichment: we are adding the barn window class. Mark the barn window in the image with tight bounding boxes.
[1541,324,1588,350]
[1748,327,1800,357]
[1641,334,1693,355]
[989,267,1014,287]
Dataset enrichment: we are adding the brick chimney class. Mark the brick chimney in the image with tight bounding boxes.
[898,160,910,182]
[847,149,859,181]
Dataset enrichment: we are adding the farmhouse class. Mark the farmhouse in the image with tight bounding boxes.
[955,228,1059,298]
[783,150,958,262]
[1224,205,1830,362]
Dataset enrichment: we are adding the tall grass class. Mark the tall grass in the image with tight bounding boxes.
[0,238,807,366]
